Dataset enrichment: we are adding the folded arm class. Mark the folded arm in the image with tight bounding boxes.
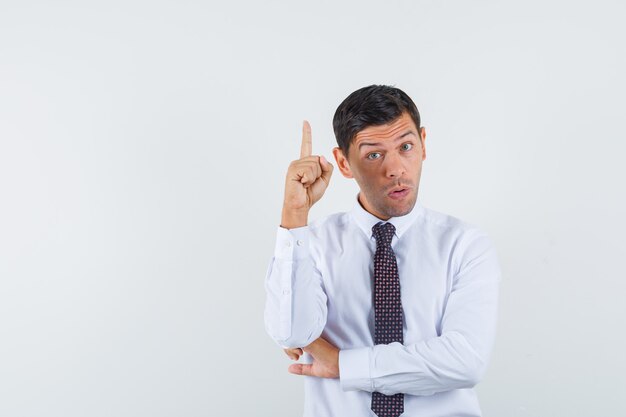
[339,232,501,396]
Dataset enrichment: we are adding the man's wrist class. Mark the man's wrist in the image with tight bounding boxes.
[281,207,309,229]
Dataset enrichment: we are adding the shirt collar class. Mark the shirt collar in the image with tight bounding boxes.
[349,193,424,241]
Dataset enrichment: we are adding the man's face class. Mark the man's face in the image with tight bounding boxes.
[332,112,427,220]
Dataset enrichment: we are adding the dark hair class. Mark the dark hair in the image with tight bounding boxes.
[332,85,421,157]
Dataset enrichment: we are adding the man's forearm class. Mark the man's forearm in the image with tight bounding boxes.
[338,328,493,396]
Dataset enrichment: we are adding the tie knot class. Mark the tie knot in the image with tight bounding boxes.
[372,221,395,247]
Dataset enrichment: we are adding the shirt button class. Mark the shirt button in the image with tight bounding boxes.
[282,289,291,295]
[285,241,291,247]
[296,240,303,246]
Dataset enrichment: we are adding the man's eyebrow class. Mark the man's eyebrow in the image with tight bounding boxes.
[357,131,417,149]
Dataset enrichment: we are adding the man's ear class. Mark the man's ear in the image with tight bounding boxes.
[332,147,354,179]
[420,126,427,161]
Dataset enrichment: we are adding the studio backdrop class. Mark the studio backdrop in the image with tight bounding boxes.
[1,1,625,416]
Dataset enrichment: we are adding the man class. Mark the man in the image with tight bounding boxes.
[264,85,501,417]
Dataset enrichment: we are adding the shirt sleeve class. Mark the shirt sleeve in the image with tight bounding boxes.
[338,231,501,396]
[264,225,328,349]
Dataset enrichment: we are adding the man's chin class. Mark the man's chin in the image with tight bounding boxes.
[386,207,412,218]
[379,198,417,218]
[360,190,417,219]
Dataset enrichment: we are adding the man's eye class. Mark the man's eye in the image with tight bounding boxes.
[401,143,413,151]
[367,152,381,160]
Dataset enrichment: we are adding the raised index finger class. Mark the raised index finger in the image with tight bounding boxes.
[300,120,312,158]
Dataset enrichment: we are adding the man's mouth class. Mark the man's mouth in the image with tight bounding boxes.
[388,187,410,200]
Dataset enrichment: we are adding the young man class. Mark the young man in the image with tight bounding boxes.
[264,85,501,417]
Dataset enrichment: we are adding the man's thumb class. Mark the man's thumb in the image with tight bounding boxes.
[320,156,334,178]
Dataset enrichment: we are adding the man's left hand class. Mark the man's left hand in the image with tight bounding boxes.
[287,337,340,379]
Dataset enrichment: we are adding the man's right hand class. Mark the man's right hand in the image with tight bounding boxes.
[281,121,333,229]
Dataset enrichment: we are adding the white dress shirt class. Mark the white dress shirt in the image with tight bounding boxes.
[264,196,501,417]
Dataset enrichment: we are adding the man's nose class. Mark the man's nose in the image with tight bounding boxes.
[384,152,406,178]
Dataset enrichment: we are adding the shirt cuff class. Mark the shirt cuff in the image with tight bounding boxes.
[339,347,373,392]
[274,226,310,260]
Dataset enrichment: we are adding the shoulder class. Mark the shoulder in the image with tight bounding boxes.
[308,211,350,237]
[419,205,491,241]
[303,211,351,262]
[417,205,499,273]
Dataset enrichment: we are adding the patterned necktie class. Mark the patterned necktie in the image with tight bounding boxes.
[371,221,404,417]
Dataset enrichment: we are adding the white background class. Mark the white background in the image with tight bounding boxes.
[1,1,625,416]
